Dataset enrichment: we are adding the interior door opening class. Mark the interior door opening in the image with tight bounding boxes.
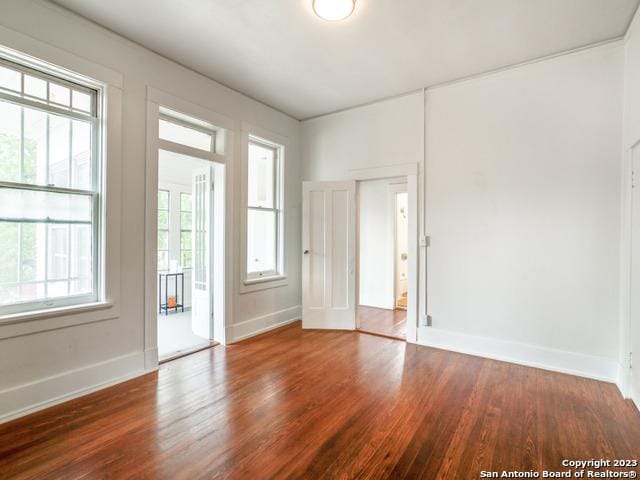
[356,179,408,341]
[157,149,217,360]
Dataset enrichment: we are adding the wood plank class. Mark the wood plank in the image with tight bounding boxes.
[0,321,639,479]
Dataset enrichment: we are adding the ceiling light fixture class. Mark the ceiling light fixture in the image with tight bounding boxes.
[312,0,356,21]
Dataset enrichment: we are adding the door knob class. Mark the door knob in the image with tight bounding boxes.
[304,250,309,254]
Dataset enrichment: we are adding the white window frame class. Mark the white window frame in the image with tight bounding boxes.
[0,56,102,317]
[240,123,287,293]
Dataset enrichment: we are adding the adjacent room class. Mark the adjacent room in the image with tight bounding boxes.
[357,178,410,340]
[1,0,640,478]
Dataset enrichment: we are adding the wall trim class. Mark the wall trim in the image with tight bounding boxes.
[227,306,301,343]
[418,327,621,384]
[0,351,153,424]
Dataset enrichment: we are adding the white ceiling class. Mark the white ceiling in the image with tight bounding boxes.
[52,0,639,120]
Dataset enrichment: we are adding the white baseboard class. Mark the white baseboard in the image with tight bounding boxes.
[227,305,301,343]
[0,351,153,424]
[144,347,159,370]
[632,386,640,412]
[418,327,620,384]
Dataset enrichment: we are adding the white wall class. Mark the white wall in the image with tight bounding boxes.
[303,41,626,383]
[359,179,395,310]
[424,42,624,373]
[0,0,301,422]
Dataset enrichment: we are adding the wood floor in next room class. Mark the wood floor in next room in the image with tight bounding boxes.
[358,305,407,339]
[1,322,639,479]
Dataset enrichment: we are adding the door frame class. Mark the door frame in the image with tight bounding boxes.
[626,139,640,407]
[389,184,409,311]
[350,164,419,343]
[143,88,234,370]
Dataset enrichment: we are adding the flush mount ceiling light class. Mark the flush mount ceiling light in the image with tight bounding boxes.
[312,0,356,21]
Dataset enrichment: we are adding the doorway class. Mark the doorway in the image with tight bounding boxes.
[157,149,216,360]
[356,179,408,340]
[301,166,417,342]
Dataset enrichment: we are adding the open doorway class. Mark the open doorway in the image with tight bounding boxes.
[357,179,408,340]
[157,149,217,359]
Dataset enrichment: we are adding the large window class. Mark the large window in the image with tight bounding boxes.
[0,57,100,315]
[246,137,283,280]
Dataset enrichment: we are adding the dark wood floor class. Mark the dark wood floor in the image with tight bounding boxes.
[358,305,406,340]
[1,322,640,479]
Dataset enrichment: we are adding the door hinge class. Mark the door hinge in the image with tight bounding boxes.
[629,351,633,369]
[632,170,636,189]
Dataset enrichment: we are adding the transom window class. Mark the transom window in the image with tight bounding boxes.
[0,57,101,315]
[246,136,283,280]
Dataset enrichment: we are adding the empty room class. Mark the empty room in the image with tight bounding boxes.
[1,0,640,478]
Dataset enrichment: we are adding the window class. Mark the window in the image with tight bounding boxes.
[0,57,100,315]
[180,192,192,268]
[246,137,283,280]
[159,114,215,152]
[157,190,169,271]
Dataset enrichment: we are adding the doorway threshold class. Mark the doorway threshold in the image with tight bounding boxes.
[357,329,406,342]
[159,341,219,364]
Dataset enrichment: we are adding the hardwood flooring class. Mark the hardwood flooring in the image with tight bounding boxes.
[1,322,639,479]
[358,305,407,340]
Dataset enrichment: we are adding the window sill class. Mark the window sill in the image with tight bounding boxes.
[240,275,288,294]
[0,301,114,326]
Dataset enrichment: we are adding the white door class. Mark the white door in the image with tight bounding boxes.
[302,181,357,330]
[192,165,212,339]
[631,145,640,404]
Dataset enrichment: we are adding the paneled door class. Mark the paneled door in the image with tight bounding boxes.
[191,165,212,339]
[302,181,356,330]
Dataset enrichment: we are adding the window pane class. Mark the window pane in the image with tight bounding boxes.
[72,120,92,190]
[181,250,192,268]
[0,222,19,285]
[248,142,275,208]
[158,251,169,271]
[181,211,192,230]
[24,75,47,100]
[0,221,92,306]
[181,231,191,251]
[159,119,213,151]
[49,83,70,107]
[72,90,91,112]
[47,280,68,298]
[157,229,168,251]
[70,224,92,282]
[0,188,92,223]
[158,190,169,210]
[23,108,48,185]
[181,193,192,212]
[0,65,21,91]
[49,115,70,187]
[48,225,69,280]
[157,210,169,230]
[247,209,276,274]
[0,100,21,183]
[20,223,41,282]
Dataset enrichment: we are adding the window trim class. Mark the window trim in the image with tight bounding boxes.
[0,35,123,333]
[239,124,288,293]
[0,56,103,317]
